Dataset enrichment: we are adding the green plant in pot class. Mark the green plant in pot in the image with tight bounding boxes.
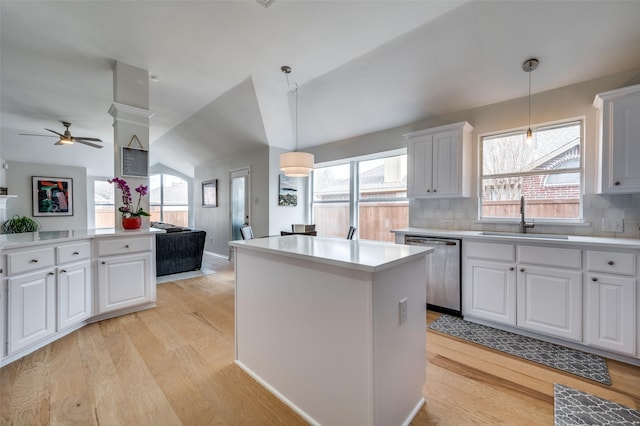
[1,215,40,234]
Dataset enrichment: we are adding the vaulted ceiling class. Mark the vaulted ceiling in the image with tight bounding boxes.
[1,0,640,177]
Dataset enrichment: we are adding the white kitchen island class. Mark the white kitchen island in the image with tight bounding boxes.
[229,235,433,426]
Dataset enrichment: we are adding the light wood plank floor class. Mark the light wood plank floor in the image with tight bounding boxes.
[2,254,639,425]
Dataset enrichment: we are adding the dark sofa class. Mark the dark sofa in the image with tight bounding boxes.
[152,222,207,276]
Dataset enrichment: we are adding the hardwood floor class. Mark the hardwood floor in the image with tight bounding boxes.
[2,253,639,425]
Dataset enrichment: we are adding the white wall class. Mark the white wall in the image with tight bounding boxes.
[6,161,88,231]
[194,146,271,258]
[309,69,640,238]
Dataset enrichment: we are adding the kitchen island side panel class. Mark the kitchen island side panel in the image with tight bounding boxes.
[235,248,374,426]
[373,256,427,426]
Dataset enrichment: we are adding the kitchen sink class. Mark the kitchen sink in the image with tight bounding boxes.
[479,231,569,240]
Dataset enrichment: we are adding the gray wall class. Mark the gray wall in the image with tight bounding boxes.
[309,69,640,238]
[6,161,88,231]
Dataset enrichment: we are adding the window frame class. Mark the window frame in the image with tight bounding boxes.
[478,117,585,224]
[149,172,190,226]
[311,149,408,240]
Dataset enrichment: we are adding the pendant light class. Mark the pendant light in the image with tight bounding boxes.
[522,58,539,142]
[279,65,314,177]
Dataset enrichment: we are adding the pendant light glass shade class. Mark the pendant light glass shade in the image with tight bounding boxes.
[280,151,314,177]
[523,58,539,143]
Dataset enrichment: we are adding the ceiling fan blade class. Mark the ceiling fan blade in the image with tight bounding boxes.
[44,128,64,137]
[75,140,103,149]
[72,136,103,142]
[19,133,56,137]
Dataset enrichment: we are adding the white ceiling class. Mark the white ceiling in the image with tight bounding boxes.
[1,0,640,177]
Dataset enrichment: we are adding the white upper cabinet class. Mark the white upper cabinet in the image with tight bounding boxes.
[405,121,473,198]
[594,84,640,194]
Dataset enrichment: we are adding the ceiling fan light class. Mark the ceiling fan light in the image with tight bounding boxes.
[280,151,314,177]
[59,137,74,145]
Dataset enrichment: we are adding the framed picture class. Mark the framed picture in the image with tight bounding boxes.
[32,176,73,216]
[279,174,298,206]
[202,179,218,207]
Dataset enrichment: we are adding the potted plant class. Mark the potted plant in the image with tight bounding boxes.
[1,215,40,234]
[109,177,150,230]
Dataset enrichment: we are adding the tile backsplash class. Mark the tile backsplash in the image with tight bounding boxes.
[410,193,640,239]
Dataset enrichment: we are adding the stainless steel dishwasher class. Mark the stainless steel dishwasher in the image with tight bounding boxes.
[404,235,461,316]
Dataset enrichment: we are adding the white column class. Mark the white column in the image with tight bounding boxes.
[108,62,154,229]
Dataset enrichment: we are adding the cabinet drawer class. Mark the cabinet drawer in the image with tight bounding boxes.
[96,236,153,257]
[518,245,581,269]
[57,241,91,264]
[7,247,55,275]
[586,250,636,276]
[464,241,515,262]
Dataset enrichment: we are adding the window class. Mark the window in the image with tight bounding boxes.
[94,180,114,229]
[150,173,189,226]
[313,152,408,242]
[480,120,582,220]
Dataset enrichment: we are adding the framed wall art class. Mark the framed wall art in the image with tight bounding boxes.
[32,176,73,216]
[278,174,298,207]
[202,179,218,207]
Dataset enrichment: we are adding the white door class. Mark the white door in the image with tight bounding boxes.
[517,265,582,341]
[586,273,636,356]
[463,259,516,325]
[8,269,56,353]
[58,261,92,330]
[97,252,152,314]
[432,129,459,196]
[230,167,251,242]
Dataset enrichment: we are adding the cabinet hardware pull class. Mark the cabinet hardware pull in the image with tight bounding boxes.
[101,261,106,264]
[614,181,620,186]
[607,260,614,265]
[30,259,38,263]
[520,268,525,272]
[125,245,130,248]
[433,189,437,193]
[61,269,67,273]
[73,251,79,255]
[426,189,431,193]
[47,272,54,276]
[0,268,2,273]
[509,267,514,271]
[592,277,598,282]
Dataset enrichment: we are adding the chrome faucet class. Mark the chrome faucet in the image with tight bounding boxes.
[519,195,535,233]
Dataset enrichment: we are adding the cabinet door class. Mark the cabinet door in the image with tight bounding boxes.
[602,90,640,193]
[97,252,152,314]
[586,274,636,356]
[57,261,92,330]
[463,259,516,325]
[407,134,434,197]
[517,265,582,341]
[432,129,460,197]
[8,269,56,353]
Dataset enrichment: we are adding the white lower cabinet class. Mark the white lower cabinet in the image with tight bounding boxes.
[516,265,582,341]
[97,251,153,314]
[464,258,516,325]
[8,269,56,353]
[585,249,637,357]
[57,260,92,330]
[464,240,639,361]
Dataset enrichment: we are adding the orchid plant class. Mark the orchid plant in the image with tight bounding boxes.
[108,177,150,218]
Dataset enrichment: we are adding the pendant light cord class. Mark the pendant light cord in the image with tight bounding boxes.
[528,68,532,131]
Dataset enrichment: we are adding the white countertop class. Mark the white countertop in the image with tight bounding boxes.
[229,235,433,273]
[0,228,163,250]
[392,227,640,250]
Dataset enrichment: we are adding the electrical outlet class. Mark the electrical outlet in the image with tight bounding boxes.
[602,218,624,232]
[399,298,408,325]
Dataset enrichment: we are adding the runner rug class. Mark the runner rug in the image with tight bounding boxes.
[428,314,611,385]
[554,384,640,425]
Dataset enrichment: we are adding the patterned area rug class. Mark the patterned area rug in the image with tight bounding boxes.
[428,314,611,385]
[554,384,640,425]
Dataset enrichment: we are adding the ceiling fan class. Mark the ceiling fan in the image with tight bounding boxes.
[20,121,103,149]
